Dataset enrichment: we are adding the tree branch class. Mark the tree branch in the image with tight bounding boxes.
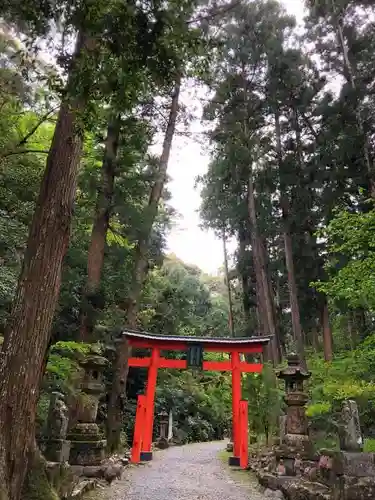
[17,106,59,147]
[0,106,58,159]
[2,149,50,158]
[187,0,241,25]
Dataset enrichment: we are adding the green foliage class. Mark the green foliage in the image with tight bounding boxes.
[36,393,50,436]
[4,0,375,481]
[364,438,375,453]
[44,341,96,394]
[306,402,332,418]
[140,256,230,337]
[154,366,232,443]
[314,208,375,311]
[245,363,283,443]
[308,335,375,436]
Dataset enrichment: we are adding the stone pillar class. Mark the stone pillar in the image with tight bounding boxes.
[68,355,107,466]
[167,410,173,442]
[279,414,287,445]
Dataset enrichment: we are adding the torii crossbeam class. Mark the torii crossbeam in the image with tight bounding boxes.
[123,330,271,468]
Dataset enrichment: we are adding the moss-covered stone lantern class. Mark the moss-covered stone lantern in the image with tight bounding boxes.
[275,353,314,473]
[68,354,107,466]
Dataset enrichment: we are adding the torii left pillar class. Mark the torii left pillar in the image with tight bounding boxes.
[140,347,159,461]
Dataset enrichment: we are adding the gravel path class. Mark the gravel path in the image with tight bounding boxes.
[89,441,266,500]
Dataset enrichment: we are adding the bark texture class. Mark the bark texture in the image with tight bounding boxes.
[275,109,306,368]
[332,2,375,198]
[0,32,94,500]
[79,116,121,341]
[237,225,253,330]
[223,231,235,337]
[247,175,281,364]
[322,300,333,362]
[107,78,181,452]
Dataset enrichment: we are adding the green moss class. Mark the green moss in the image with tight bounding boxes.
[216,449,257,487]
[22,453,59,500]
[364,438,375,453]
[51,464,75,498]
[217,449,231,462]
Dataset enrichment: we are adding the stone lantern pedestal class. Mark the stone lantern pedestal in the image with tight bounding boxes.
[275,354,314,475]
[68,355,107,466]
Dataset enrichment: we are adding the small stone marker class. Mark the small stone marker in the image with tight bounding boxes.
[339,400,363,452]
[168,410,173,442]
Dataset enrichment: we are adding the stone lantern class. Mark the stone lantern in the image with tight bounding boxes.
[68,355,108,466]
[276,354,313,473]
[155,411,169,449]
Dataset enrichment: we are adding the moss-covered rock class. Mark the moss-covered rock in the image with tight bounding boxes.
[46,462,78,498]
[21,451,59,500]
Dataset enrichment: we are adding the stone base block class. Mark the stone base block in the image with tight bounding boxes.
[69,439,107,466]
[229,456,240,467]
[257,472,331,500]
[140,451,153,461]
[333,475,375,500]
[320,450,375,478]
[276,441,316,461]
[44,439,71,463]
[155,438,169,449]
[68,423,103,442]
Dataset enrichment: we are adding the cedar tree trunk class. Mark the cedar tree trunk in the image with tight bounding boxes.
[0,32,94,500]
[322,300,333,362]
[247,175,281,364]
[275,109,306,368]
[79,116,121,341]
[106,77,180,452]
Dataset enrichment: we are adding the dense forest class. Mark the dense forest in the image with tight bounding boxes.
[1,0,375,498]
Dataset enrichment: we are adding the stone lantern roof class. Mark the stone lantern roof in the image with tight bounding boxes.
[80,354,108,370]
[277,353,311,380]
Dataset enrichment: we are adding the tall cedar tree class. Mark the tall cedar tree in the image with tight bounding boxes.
[0,32,96,500]
[107,77,181,452]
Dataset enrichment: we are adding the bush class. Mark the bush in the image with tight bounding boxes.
[307,336,375,440]
[364,438,375,452]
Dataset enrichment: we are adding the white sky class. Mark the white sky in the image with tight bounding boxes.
[165,0,306,274]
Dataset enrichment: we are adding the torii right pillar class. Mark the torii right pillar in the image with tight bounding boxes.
[229,351,241,466]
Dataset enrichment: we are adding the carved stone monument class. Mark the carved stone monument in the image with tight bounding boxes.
[42,392,71,462]
[275,354,314,474]
[339,400,363,452]
[68,355,107,466]
[318,401,375,498]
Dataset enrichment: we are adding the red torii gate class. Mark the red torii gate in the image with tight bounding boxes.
[124,330,270,469]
